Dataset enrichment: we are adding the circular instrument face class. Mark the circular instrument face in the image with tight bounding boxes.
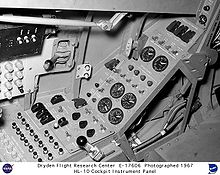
[108,108,124,125]
[97,97,112,113]
[121,93,137,109]
[152,55,169,72]
[140,46,156,62]
[110,82,125,99]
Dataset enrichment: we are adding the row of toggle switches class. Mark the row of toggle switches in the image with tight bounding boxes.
[16,34,37,45]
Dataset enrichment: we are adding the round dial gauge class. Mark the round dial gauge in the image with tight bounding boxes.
[121,93,137,109]
[108,108,124,125]
[97,97,112,113]
[152,55,169,72]
[140,46,156,62]
[110,82,125,98]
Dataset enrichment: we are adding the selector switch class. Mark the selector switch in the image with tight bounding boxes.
[72,112,81,120]
[79,120,88,129]
[147,80,153,87]
[86,129,95,138]
[58,117,69,127]
[134,70,140,76]
[140,75,146,81]
[128,65,134,71]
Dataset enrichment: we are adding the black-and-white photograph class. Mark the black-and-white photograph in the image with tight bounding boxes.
[0,0,219,166]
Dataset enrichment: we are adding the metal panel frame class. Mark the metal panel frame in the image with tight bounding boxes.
[0,0,201,14]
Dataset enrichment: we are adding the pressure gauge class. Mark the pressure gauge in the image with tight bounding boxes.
[110,82,125,98]
[97,97,112,113]
[140,46,156,62]
[121,93,137,109]
[108,108,124,125]
[152,55,169,72]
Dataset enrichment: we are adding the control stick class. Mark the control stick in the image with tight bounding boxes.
[76,136,104,161]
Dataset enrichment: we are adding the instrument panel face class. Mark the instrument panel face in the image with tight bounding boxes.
[79,16,206,134]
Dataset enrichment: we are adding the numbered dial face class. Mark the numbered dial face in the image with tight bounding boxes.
[108,108,124,125]
[121,93,137,109]
[97,97,112,113]
[140,46,156,62]
[152,55,169,72]
[110,82,125,99]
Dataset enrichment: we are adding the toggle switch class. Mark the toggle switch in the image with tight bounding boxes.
[15,71,24,79]
[15,60,24,71]
[4,73,13,82]
[14,79,23,88]
[24,36,30,43]
[16,37,23,45]
[31,35,37,42]
[4,91,12,100]
[5,62,14,73]
[5,81,13,91]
